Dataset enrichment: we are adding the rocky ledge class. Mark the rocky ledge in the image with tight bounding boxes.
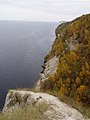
[35,56,59,90]
[3,90,89,120]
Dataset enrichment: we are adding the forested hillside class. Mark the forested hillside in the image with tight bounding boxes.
[41,14,90,113]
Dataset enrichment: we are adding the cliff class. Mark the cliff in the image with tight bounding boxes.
[36,13,90,118]
[2,14,90,119]
[40,14,90,106]
[35,56,59,90]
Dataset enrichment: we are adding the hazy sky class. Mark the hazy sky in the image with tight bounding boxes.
[0,0,90,22]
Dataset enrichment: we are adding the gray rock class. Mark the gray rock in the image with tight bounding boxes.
[35,56,59,90]
[2,90,89,120]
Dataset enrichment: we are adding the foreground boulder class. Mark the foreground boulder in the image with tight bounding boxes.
[3,90,89,120]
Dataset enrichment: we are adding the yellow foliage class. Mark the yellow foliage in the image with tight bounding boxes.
[77,85,86,94]
[85,62,89,70]
[75,77,81,84]
[42,14,90,105]
[66,78,71,84]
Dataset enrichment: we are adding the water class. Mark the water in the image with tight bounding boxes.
[0,21,57,109]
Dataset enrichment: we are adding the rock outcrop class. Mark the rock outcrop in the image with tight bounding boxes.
[35,56,59,90]
[3,90,89,120]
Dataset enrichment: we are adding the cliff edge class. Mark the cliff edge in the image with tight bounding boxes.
[2,90,89,120]
[2,14,90,120]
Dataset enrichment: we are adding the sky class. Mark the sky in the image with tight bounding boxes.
[0,0,90,22]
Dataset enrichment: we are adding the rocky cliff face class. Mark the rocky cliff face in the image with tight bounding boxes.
[36,56,59,90]
[39,14,90,108]
[2,90,89,120]
[2,14,90,119]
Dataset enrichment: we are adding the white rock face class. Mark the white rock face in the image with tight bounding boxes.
[36,56,59,90]
[3,90,89,120]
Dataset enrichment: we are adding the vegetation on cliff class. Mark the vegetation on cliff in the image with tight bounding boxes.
[41,14,90,116]
[0,102,48,120]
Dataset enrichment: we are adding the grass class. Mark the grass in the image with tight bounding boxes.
[0,102,49,120]
[15,87,40,93]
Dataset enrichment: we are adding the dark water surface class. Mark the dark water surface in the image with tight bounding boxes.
[0,21,57,109]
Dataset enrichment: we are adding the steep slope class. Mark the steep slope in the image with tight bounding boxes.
[40,14,90,117]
